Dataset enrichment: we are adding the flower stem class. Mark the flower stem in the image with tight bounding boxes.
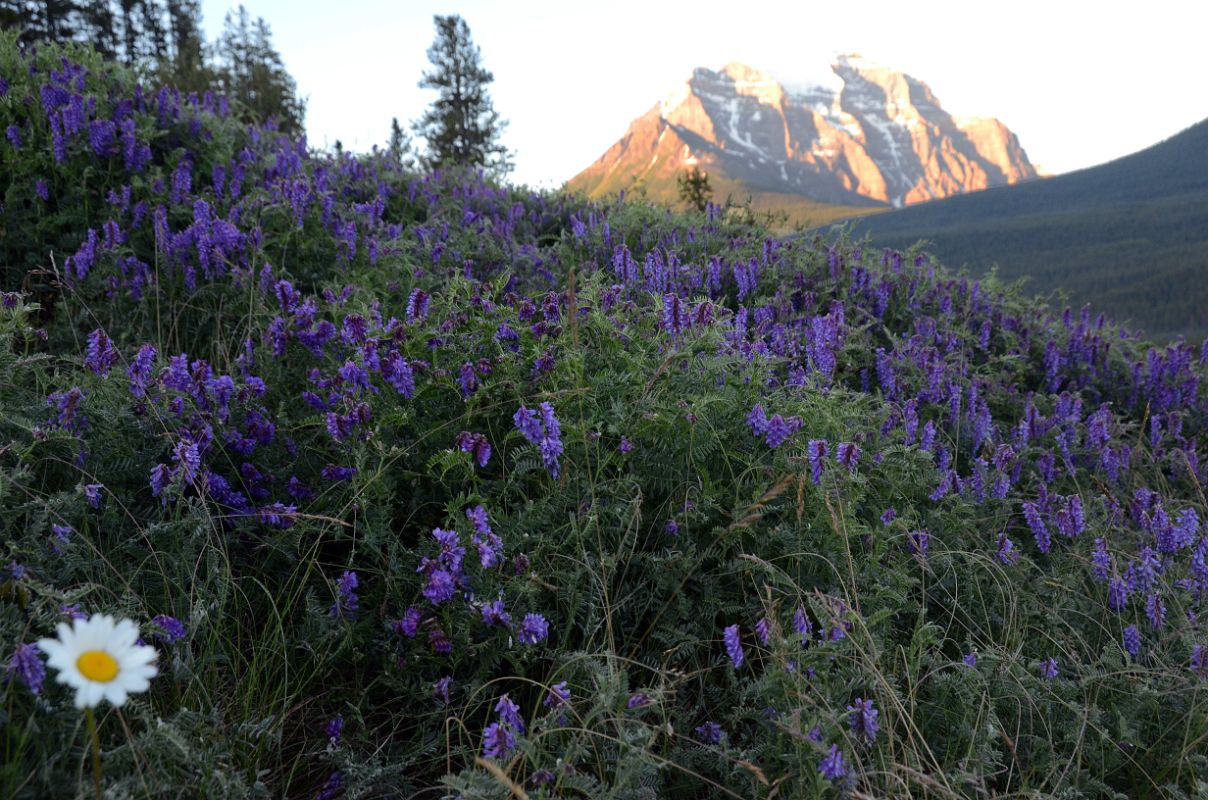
[84,706,103,800]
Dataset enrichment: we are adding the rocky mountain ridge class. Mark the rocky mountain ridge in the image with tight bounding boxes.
[568,56,1039,210]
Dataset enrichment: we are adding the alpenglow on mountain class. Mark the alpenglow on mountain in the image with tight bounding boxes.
[568,56,1040,219]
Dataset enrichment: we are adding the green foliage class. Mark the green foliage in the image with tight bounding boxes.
[677,166,713,213]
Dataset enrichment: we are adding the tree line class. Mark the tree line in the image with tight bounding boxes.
[3,0,303,135]
[4,4,516,177]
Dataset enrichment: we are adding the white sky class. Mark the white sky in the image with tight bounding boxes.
[200,0,1208,188]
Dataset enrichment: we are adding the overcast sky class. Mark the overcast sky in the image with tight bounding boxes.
[200,0,1208,188]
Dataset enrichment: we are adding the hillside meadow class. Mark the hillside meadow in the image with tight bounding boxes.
[3,34,1208,799]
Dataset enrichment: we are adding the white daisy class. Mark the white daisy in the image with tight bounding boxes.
[36,613,158,709]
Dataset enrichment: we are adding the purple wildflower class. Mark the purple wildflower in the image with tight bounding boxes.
[434,675,452,704]
[482,722,515,760]
[330,570,359,619]
[908,529,930,560]
[807,440,828,484]
[517,613,549,645]
[545,681,571,708]
[325,715,344,745]
[5,643,45,695]
[847,697,879,742]
[1039,657,1059,679]
[818,745,847,781]
[394,607,423,638]
[836,442,862,472]
[481,599,511,627]
[151,614,186,644]
[764,414,802,448]
[1123,625,1141,658]
[627,692,651,709]
[84,329,119,376]
[746,404,769,436]
[723,623,744,668]
[963,651,978,667]
[694,721,724,744]
[495,694,526,733]
[755,617,771,646]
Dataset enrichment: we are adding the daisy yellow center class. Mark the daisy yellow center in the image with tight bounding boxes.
[76,650,119,682]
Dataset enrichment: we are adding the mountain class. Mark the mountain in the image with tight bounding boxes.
[833,117,1208,341]
[567,56,1040,226]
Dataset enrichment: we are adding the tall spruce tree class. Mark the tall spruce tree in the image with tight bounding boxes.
[212,5,305,135]
[412,14,511,176]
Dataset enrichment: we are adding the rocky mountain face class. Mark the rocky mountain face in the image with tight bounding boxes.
[568,56,1040,209]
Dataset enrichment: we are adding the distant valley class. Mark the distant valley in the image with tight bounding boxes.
[833,117,1208,341]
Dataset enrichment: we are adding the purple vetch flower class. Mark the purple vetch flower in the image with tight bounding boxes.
[428,627,452,654]
[626,692,651,709]
[847,697,880,742]
[880,508,897,525]
[996,533,1019,565]
[514,403,564,478]
[694,721,724,744]
[746,404,769,436]
[807,439,829,484]
[6,124,21,148]
[1023,501,1051,554]
[793,606,813,645]
[495,694,526,733]
[456,431,492,468]
[434,675,453,704]
[517,613,549,645]
[5,643,45,695]
[84,329,119,376]
[1091,538,1111,581]
[315,771,343,800]
[1192,644,1208,679]
[764,414,802,449]
[481,599,511,627]
[422,568,456,605]
[818,745,847,781]
[908,529,930,560]
[50,523,72,551]
[325,714,344,745]
[1123,625,1141,658]
[755,617,771,646]
[467,505,503,568]
[723,623,744,668]
[394,607,423,637]
[1039,657,1059,679]
[482,722,516,760]
[321,465,358,482]
[545,681,572,709]
[836,441,862,472]
[619,435,633,453]
[330,570,359,619]
[963,651,978,667]
[151,614,187,644]
[406,288,430,322]
[1146,593,1166,630]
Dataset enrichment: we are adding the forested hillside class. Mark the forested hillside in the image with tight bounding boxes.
[834,118,1208,340]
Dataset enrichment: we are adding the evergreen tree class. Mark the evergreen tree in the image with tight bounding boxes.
[387,116,415,170]
[677,167,713,213]
[212,5,305,135]
[157,0,211,94]
[412,14,511,176]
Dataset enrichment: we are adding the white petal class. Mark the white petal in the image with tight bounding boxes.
[104,685,129,707]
